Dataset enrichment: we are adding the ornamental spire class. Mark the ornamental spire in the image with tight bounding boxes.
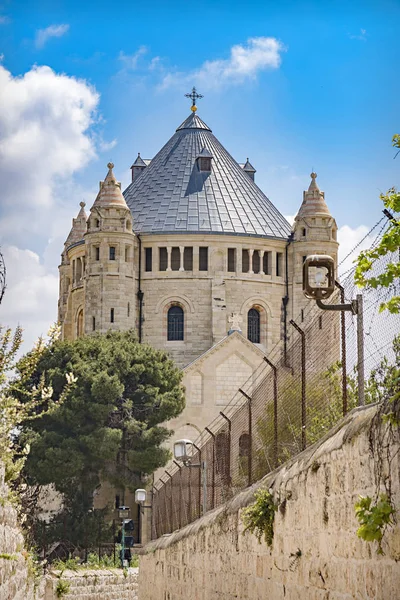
[185,87,203,112]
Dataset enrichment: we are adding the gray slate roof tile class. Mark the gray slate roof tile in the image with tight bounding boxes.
[123,112,291,239]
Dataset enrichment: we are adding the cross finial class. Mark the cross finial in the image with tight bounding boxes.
[185,86,203,112]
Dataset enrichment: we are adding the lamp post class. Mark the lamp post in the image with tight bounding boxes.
[134,489,152,544]
[118,505,130,568]
[174,439,207,516]
[303,254,365,406]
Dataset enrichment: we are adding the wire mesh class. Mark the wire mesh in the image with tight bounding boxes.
[152,225,400,538]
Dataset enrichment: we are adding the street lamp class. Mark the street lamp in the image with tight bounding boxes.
[118,505,130,568]
[303,254,335,301]
[302,254,365,406]
[135,489,152,512]
[174,439,208,516]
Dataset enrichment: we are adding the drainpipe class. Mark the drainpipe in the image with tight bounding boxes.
[283,232,294,365]
[137,235,144,343]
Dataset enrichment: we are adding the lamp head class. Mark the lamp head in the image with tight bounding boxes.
[135,489,147,505]
[303,254,335,300]
[173,439,194,464]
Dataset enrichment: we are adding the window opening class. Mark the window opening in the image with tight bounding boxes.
[145,248,152,272]
[248,308,260,343]
[252,251,260,273]
[276,252,283,277]
[92,316,96,331]
[167,306,184,341]
[199,247,208,271]
[127,302,130,317]
[110,308,114,323]
[94,246,100,261]
[171,247,180,271]
[302,228,306,237]
[109,246,116,261]
[184,247,193,270]
[263,251,271,275]
[159,247,167,271]
[242,249,249,273]
[228,248,236,272]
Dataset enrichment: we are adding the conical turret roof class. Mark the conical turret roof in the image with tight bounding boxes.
[64,202,87,248]
[296,172,331,220]
[92,163,128,209]
[123,112,290,239]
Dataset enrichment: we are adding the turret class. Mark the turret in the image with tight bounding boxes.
[58,202,88,338]
[130,153,148,182]
[84,163,137,335]
[290,173,339,321]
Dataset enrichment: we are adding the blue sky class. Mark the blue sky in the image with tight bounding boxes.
[0,0,399,351]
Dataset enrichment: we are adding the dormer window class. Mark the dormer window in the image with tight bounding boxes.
[197,148,213,172]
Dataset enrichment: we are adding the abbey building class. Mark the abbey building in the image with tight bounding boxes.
[58,101,339,461]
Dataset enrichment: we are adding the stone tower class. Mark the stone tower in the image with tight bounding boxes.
[84,163,137,335]
[58,201,88,339]
[290,171,339,322]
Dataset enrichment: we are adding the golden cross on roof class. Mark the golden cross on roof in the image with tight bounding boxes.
[185,87,203,112]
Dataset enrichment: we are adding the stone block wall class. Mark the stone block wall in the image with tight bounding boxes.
[0,463,39,600]
[43,568,138,600]
[139,405,400,600]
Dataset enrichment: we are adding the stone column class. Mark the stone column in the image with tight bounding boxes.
[248,249,254,274]
[166,247,172,271]
[259,250,264,274]
[193,246,200,274]
[179,246,185,271]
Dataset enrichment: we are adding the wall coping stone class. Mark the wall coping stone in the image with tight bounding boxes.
[140,403,378,553]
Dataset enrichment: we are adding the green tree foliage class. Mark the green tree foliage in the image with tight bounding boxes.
[0,325,74,487]
[253,334,400,479]
[19,330,185,508]
[354,135,400,314]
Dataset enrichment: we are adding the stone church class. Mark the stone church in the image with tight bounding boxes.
[58,95,338,532]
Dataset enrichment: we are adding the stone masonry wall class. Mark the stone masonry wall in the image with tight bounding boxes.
[43,568,138,600]
[139,405,400,600]
[0,463,39,600]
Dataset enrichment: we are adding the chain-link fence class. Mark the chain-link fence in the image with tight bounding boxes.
[151,223,400,539]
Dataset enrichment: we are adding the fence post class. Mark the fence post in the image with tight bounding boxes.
[165,471,174,532]
[335,281,348,415]
[173,461,183,529]
[205,428,216,509]
[239,388,252,486]
[193,444,202,517]
[356,293,365,406]
[290,319,306,451]
[264,356,278,467]
[151,486,157,540]
[220,412,232,490]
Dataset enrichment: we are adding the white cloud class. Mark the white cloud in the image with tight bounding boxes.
[0,64,100,354]
[0,64,99,214]
[1,246,59,352]
[349,28,367,41]
[118,47,148,70]
[337,224,373,275]
[35,24,70,48]
[160,36,285,90]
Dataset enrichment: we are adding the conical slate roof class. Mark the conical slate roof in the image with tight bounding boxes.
[64,202,87,248]
[92,163,128,209]
[124,112,291,239]
[296,172,331,219]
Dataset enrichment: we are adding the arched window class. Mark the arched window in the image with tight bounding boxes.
[216,432,230,485]
[77,309,84,338]
[248,308,260,343]
[167,306,184,341]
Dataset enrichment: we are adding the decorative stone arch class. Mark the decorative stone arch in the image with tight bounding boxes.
[75,306,84,338]
[158,296,194,343]
[155,294,195,315]
[239,297,273,349]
